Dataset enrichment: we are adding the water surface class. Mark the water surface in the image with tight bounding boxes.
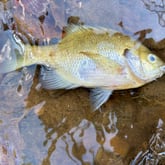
[0,0,165,164]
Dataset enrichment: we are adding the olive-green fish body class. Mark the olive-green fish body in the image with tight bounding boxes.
[47,26,164,89]
[7,25,165,110]
[52,28,132,87]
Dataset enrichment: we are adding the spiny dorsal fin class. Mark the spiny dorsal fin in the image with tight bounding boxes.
[63,24,117,37]
[64,24,84,35]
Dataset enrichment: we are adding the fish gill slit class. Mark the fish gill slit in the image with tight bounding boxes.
[123,48,130,57]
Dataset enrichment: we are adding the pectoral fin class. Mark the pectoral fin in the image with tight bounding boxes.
[90,88,113,110]
[40,66,79,89]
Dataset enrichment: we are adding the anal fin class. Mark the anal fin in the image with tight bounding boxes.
[90,88,113,110]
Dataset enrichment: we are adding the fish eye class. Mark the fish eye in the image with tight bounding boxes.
[148,54,156,63]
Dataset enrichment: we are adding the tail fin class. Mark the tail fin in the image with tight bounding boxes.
[0,30,24,73]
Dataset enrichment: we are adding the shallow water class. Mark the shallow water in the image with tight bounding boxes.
[0,0,165,165]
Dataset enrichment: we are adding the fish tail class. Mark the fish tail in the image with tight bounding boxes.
[0,31,35,73]
[0,45,34,73]
[0,30,56,74]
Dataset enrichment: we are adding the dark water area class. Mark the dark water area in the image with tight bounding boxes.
[0,0,165,165]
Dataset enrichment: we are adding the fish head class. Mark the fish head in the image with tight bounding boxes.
[125,44,165,82]
[134,45,165,81]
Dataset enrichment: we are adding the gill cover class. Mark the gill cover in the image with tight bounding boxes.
[124,49,146,80]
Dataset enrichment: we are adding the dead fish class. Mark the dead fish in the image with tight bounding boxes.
[1,25,165,110]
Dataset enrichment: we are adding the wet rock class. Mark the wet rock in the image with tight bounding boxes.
[111,136,130,157]
[139,76,165,104]
[131,119,165,165]
[142,0,165,27]
[12,0,65,43]
[95,147,124,165]
[0,143,15,165]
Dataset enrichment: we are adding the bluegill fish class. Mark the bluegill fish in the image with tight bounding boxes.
[1,25,165,110]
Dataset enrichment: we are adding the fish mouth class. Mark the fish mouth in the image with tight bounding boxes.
[156,65,165,79]
[160,65,165,73]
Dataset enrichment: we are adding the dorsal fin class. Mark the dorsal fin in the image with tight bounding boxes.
[63,24,117,37]
[63,24,88,37]
[65,24,83,34]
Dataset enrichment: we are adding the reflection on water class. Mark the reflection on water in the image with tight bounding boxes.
[0,0,165,165]
[131,119,165,164]
[0,66,36,164]
[143,0,165,27]
[42,113,118,164]
[48,119,100,164]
